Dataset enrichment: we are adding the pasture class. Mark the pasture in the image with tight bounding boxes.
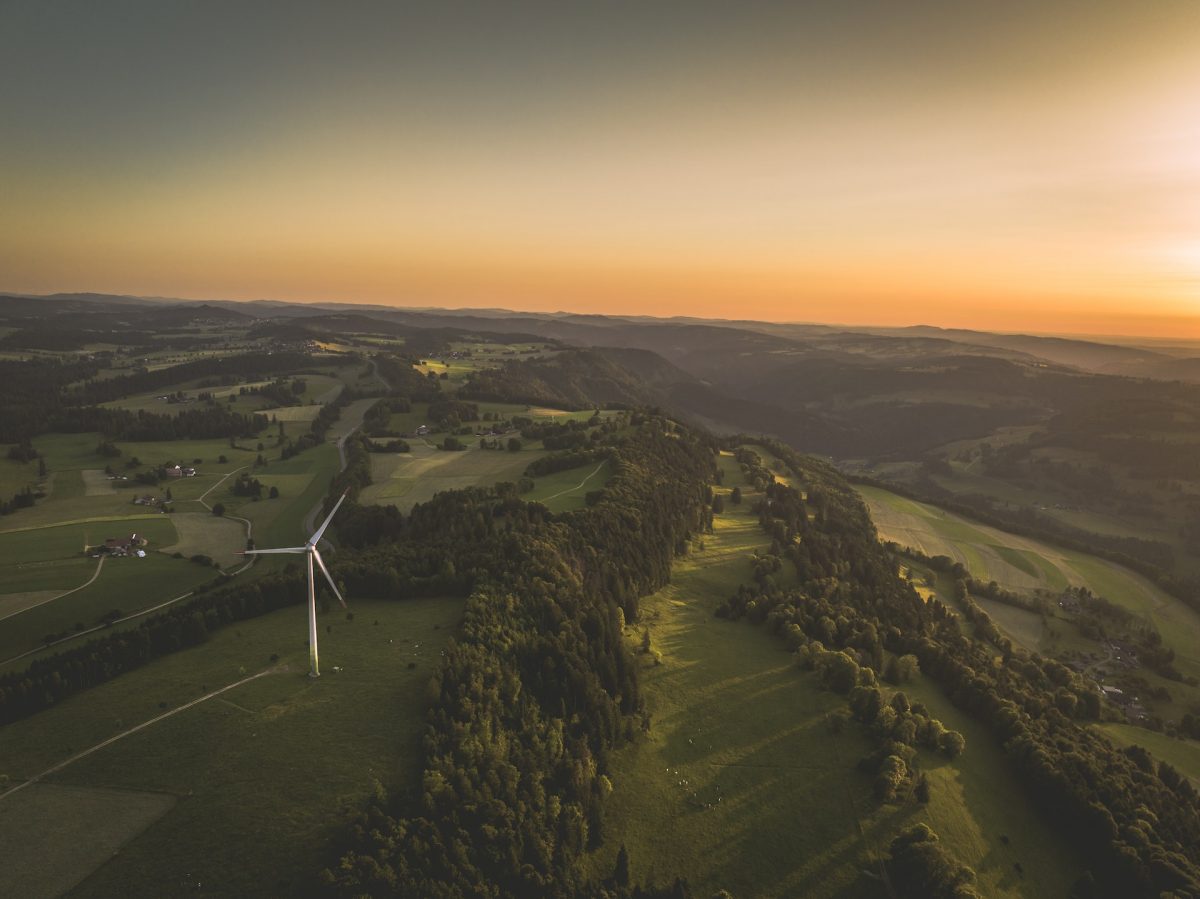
[160,511,246,564]
[1098,724,1200,786]
[589,454,1078,897]
[0,432,267,531]
[0,783,175,899]
[0,595,464,898]
[360,441,545,510]
[857,486,1180,627]
[857,485,1200,720]
[0,554,217,667]
[526,459,613,513]
[99,371,347,416]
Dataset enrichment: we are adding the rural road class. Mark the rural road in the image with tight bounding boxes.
[0,665,286,803]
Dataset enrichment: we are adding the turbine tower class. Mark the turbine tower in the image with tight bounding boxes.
[238,491,348,677]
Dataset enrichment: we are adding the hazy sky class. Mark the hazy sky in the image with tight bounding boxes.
[3,1,1200,336]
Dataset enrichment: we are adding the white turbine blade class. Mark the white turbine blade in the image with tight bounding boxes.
[312,548,347,608]
[309,490,349,545]
[237,546,307,555]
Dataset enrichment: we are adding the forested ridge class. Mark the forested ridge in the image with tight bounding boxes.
[7,321,1200,896]
[725,438,1200,898]
[323,418,715,896]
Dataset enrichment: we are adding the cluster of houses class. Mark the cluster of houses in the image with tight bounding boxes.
[97,533,148,558]
[165,464,197,478]
[1100,685,1148,723]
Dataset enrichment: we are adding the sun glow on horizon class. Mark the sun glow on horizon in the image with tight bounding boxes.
[3,2,1200,338]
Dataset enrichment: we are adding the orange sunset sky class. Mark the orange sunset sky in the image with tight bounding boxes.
[2,2,1200,337]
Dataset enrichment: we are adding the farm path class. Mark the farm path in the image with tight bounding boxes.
[541,461,607,502]
[0,586,202,669]
[0,664,287,804]
[0,554,104,624]
[195,465,247,508]
[302,397,376,542]
[192,466,255,573]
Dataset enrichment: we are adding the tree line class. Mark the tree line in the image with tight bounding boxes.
[738,437,1200,897]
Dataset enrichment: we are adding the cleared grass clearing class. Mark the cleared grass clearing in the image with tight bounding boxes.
[360,441,545,510]
[0,783,175,899]
[858,484,1171,607]
[526,459,613,513]
[0,596,464,898]
[973,597,1054,653]
[590,453,1078,898]
[901,677,1083,897]
[0,453,41,497]
[160,512,246,564]
[0,432,268,528]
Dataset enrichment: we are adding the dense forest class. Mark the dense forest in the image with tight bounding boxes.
[722,439,1200,897]
[323,418,715,896]
[8,298,1200,896]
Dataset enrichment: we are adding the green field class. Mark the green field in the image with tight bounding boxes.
[160,511,247,564]
[0,554,218,665]
[0,595,464,898]
[526,459,613,513]
[588,454,1078,897]
[857,484,1200,728]
[0,783,175,899]
[0,432,268,532]
[856,485,1200,668]
[360,440,546,510]
[1098,724,1200,786]
[100,371,347,416]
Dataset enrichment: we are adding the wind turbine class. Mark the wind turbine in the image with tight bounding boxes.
[238,491,348,678]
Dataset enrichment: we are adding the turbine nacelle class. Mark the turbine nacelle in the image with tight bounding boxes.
[236,490,350,675]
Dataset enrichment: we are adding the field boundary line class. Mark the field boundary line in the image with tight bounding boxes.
[0,587,199,668]
[0,555,105,624]
[0,513,166,535]
[0,665,285,803]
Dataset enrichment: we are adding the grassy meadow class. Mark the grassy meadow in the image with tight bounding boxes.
[0,595,464,898]
[856,485,1200,681]
[526,459,614,513]
[588,453,1079,898]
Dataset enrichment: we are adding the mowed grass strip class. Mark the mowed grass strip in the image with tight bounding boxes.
[0,783,175,899]
[0,596,464,898]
